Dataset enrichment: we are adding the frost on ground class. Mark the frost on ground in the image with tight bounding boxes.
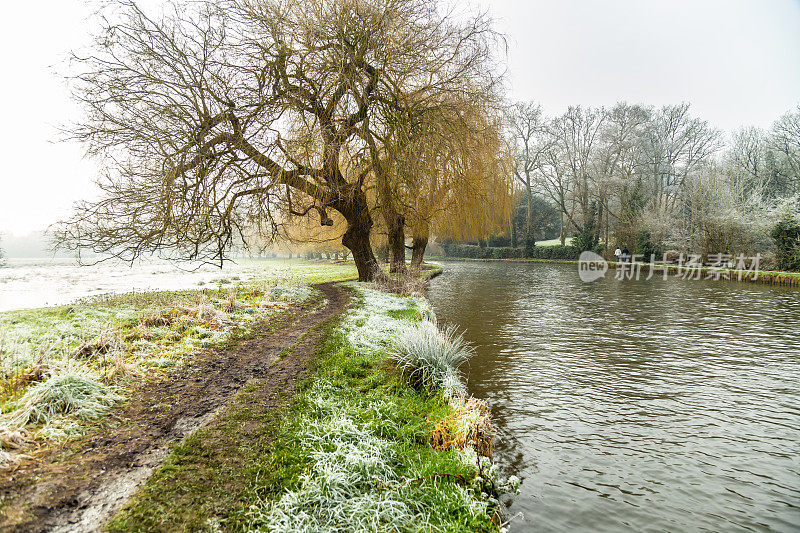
[248,384,488,532]
[0,281,318,459]
[245,284,504,533]
[339,282,431,353]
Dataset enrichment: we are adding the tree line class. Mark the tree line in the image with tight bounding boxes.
[507,102,800,263]
[56,0,799,277]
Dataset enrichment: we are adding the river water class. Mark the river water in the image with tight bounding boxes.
[426,261,800,533]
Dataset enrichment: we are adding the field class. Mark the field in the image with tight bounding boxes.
[0,261,358,463]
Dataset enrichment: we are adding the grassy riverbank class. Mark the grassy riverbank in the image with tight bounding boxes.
[432,255,800,287]
[108,282,504,532]
[0,261,359,463]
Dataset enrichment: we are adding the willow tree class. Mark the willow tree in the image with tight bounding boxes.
[56,0,499,281]
[402,100,512,267]
[355,17,502,275]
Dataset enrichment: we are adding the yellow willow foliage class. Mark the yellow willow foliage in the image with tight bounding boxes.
[400,102,512,241]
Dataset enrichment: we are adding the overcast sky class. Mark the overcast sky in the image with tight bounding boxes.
[0,0,798,237]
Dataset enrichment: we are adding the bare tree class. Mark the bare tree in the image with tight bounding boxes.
[768,105,800,195]
[641,104,720,213]
[508,102,549,246]
[537,106,606,243]
[56,0,501,281]
[594,102,651,250]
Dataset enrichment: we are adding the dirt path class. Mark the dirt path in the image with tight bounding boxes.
[0,282,349,532]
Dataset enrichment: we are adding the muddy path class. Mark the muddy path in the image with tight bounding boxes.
[0,282,350,532]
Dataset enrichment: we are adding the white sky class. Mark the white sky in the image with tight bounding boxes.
[0,0,798,237]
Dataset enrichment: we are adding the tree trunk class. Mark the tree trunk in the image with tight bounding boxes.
[559,211,566,246]
[525,184,535,245]
[386,212,406,274]
[377,174,406,275]
[411,235,428,270]
[510,209,517,248]
[338,189,382,282]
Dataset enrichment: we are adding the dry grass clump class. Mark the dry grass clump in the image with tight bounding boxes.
[431,397,494,458]
[0,359,50,401]
[72,329,122,360]
[0,426,33,451]
[375,274,430,297]
[0,427,34,467]
[222,291,239,313]
[248,286,266,297]
[139,309,175,327]
[178,297,234,329]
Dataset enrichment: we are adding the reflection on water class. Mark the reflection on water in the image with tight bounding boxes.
[427,261,800,532]
[0,258,291,312]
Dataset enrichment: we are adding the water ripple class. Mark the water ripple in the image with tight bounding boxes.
[428,261,800,533]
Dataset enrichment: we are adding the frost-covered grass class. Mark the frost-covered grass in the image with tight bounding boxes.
[241,285,498,533]
[339,282,431,353]
[6,365,122,427]
[392,320,474,398]
[0,265,343,453]
[107,283,503,532]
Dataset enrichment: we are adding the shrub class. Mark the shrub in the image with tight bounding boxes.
[635,229,663,260]
[523,233,536,257]
[770,216,800,271]
[572,221,599,252]
[391,320,474,396]
[441,243,580,261]
[487,234,510,247]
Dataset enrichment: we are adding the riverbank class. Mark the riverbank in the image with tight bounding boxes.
[1,262,502,531]
[108,282,503,531]
[430,256,800,287]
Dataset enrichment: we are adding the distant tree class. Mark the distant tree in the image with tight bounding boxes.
[767,105,800,196]
[0,235,5,266]
[641,104,720,213]
[509,102,549,247]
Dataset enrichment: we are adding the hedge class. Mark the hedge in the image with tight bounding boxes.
[440,243,582,261]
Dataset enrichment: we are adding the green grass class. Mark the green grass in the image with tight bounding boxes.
[107,284,499,532]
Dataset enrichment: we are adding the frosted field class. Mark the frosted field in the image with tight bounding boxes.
[0,258,348,312]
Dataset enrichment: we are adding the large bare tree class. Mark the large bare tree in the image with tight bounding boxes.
[56,0,500,281]
[508,102,548,245]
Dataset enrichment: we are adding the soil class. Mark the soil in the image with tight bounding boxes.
[0,282,349,532]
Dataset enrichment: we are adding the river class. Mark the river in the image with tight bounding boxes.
[426,260,800,533]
